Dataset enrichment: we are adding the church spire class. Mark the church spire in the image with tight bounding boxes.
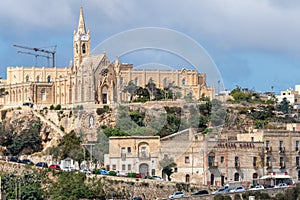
[78,6,86,35]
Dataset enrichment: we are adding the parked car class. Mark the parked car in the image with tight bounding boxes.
[136,173,142,178]
[9,157,22,163]
[62,166,76,172]
[152,176,164,181]
[212,187,230,194]
[117,172,127,177]
[249,185,264,191]
[21,159,34,165]
[49,164,61,170]
[275,183,288,188]
[35,162,48,168]
[168,191,185,199]
[191,190,209,196]
[80,168,92,174]
[131,197,142,200]
[229,186,246,193]
[99,169,108,175]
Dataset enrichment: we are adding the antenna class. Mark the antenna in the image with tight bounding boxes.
[13,44,56,67]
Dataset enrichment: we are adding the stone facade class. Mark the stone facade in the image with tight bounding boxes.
[104,127,300,186]
[0,7,213,108]
[104,136,160,178]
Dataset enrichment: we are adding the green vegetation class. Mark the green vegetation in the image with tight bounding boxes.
[49,131,86,163]
[0,119,43,156]
[159,155,177,181]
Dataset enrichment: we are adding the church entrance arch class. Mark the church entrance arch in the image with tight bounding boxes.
[139,163,149,178]
[101,85,108,104]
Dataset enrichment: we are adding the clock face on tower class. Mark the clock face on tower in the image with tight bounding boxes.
[81,35,89,41]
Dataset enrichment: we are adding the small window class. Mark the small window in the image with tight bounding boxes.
[296,156,299,166]
[82,43,86,54]
[25,75,29,83]
[234,173,239,181]
[122,164,126,171]
[220,156,224,163]
[182,78,186,85]
[47,75,51,83]
[279,141,283,148]
[128,164,131,171]
[253,157,257,167]
[185,156,190,164]
[112,165,116,170]
[235,156,239,167]
[266,140,270,148]
[36,76,40,83]
[297,141,299,151]
[127,147,131,153]
[174,167,178,173]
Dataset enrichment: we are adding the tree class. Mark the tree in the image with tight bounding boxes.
[123,80,138,102]
[145,78,157,100]
[50,131,86,163]
[277,97,292,114]
[159,155,177,181]
[230,87,251,102]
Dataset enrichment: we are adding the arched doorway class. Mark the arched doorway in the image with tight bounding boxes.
[234,173,239,181]
[210,174,215,185]
[139,163,149,178]
[186,174,190,183]
[253,173,258,185]
[102,85,108,104]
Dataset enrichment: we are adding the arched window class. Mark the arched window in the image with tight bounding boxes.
[182,78,186,85]
[25,75,29,83]
[36,76,40,83]
[234,173,239,181]
[76,44,78,54]
[82,43,86,54]
[41,89,46,101]
[185,174,190,183]
[47,75,51,83]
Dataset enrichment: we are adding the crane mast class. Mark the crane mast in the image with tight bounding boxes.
[13,44,56,67]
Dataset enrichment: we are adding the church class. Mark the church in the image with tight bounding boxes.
[0,7,214,108]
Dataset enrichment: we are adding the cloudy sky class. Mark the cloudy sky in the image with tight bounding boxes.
[0,0,300,93]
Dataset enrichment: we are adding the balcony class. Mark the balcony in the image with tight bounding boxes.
[266,162,272,169]
[138,153,151,160]
[279,147,285,154]
[209,161,218,168]
[265,147,272,154]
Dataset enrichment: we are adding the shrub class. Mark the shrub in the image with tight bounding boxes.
[50,105,55,110]
[96,108,106,115]
[55,104,61,110]
[108,171,117,176]
[127,172,137,178]
[60,125,65,132]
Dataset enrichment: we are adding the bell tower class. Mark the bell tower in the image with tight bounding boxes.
[73,6,90,72]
